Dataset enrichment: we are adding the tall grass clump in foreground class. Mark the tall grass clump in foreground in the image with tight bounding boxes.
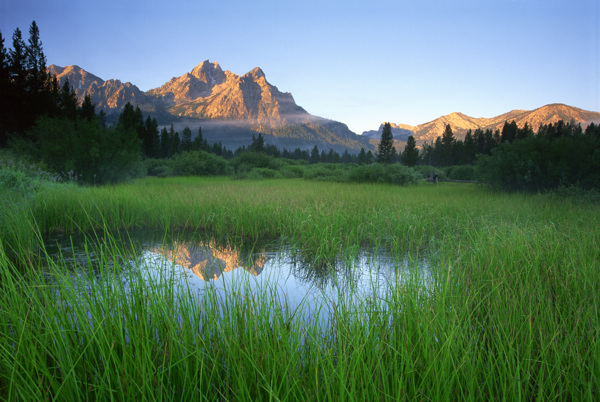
[1,177,599,399]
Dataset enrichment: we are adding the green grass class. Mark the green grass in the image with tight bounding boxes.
[1,177,599,399]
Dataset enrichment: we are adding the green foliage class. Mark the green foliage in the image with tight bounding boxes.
[401,135,419,167]
[234,167,283,180]
[303,163,350,182]
[24,116,142,184]
[279,164,306,178]
[412,165,448,180]
[143,158,174,178]
[346,163,422,185]
[229,151,279,172]
[2,179,598,400]
[443,165,475,181]
[170,150,230,176]
[476,122,600,191]
[377,122,394,163]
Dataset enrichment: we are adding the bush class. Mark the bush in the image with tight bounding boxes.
[280,165,306,178]
[346,163,421,185]
[23,116,141,185]
[170,151,229,176]
[444,165,475,181]
[303,164,349,182]
[144,158,174,178]
[412,165,448,181]
[230,152,276,172]
[475,131,600,192]
[232,168,277,180]
[251,168,283,179]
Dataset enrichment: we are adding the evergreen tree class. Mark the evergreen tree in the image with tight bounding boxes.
[0,31,10,146]
[516,122,533,140]
[181,126,192,152]
[171,126,180,155]
[250,133,265,153]
[160,127,171,158]
[357,148,367,165]
[441,124,455,166]
[500,121,518,143]
[8,28,26,93]
[25,21,47,100]
[78,94,95,121]
[365,150,374,164]
[141,116,160,157]
[192,126,209,151]
[463,129,477,164]
[59,79,78,120]
[401,135,419,167]
[341,150,352,164]
[377,122,394,163]
[327,148,337,163]
[310,145,320,164]
[433,137,443,167]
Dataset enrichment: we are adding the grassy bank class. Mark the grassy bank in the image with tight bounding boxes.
[1,177,599,399]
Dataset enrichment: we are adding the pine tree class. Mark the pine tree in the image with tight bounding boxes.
[501,121,518,143]
[401,135,419,167]
[357,148,367,165]
[79,94,95,121]
[463,129,477,164]
[25,21,47,98]
[0,31,10,146]
[310,145,320,164]
[250,133,265,153]
[441,124,455,166]
[181,126,192,152]
[377,122,394,163]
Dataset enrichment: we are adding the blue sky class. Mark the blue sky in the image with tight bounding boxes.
[2,0,599,133]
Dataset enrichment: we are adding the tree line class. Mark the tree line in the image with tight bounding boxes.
[2,22,599,192]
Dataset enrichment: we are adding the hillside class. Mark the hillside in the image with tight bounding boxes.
[48,62,372,153]
[365,104,600,145]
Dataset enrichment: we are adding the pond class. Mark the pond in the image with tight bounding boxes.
[44,230,435,328]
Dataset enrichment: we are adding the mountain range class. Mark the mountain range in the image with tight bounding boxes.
[48,62,600,152]
[364,104,600,145]
[48,61,371,152]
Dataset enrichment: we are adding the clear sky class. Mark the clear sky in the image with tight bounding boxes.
[2,0,599,134]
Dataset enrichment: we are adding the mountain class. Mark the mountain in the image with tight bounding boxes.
[365,104,600,145]
[48,62,372,152]
[48,65,162,114]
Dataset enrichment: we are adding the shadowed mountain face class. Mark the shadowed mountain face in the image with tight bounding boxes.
[48,61,372,153]
[364,104,600,145]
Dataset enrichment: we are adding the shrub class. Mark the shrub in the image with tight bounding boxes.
[346,163,421,185]
[412,165,448,181]
[444,165,475,181]
[229,152,276,172]
[280,165,306,178]
[303,164,349,182]
[171,151,229,176]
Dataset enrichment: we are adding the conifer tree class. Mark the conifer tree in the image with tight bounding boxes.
[401,135,419,167]
[377,122,394,163]
[181,126,192,152]
[310,145,320,164]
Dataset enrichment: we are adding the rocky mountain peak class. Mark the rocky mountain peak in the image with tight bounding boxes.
[244,67,266,80]
[190,60,225,83]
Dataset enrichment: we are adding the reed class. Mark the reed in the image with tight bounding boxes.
[0,177,598,399]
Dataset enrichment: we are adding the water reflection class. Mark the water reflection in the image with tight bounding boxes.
[155,241,268,281]
[45,231,434,328]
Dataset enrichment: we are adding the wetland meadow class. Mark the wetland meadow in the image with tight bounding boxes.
[1,176,599,400]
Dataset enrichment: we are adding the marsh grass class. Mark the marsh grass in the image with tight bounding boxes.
[0,177,599,399]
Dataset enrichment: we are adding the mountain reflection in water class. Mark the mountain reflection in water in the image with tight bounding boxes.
[153,241,268,281]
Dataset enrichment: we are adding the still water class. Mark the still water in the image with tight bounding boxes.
[45,230,434,326]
